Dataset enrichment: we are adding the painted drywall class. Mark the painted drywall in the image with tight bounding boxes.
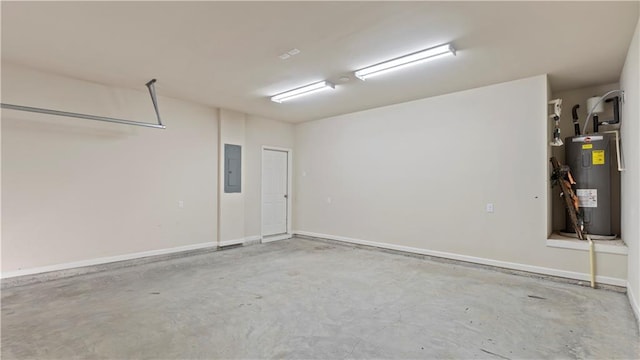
[218,109,246,244]
[1,63,218,273]
[244,115,295,237]
[546,80,552,237]
[620,15,640,322]
[294,75,627,283]
[550,83,621,235]
[217,112,294,243]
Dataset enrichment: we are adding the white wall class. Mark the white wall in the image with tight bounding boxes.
[620,15,640,323]
[218,109,246,244]
[295,75,627,283]
[244,115,295,237]
[1,63,218,274]
[217,112,295,244]
[1,64,296,274]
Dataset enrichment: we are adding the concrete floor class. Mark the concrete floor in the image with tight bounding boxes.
[2,238,639,359]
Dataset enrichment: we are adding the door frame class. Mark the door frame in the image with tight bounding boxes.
[261,146,293,243]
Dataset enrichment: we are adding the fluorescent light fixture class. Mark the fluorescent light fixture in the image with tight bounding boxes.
[354,43,456,80]
[271,81,335,103]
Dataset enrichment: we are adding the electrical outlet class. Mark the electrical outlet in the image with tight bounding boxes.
[486,203,494,213]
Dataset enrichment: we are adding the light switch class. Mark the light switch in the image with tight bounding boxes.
[486,203,494,213]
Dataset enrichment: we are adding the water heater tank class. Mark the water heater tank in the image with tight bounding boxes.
[565,134,612,236]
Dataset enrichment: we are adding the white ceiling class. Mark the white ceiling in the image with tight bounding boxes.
[2,1,638,123]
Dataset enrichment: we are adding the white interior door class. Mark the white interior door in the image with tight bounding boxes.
[262,149,288,236]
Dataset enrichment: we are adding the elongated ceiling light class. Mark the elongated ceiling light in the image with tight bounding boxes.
[271,80,335,103]
[354,43,456,80]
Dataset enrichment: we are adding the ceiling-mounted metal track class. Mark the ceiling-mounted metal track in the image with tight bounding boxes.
[0,79,166,129]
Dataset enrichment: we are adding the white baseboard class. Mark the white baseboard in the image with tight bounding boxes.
[218,238,244,247]
[219,235,261,247]
[628,282,640,331]
[294,231,627,287]
[262,233,292,243]
[1,241,218,279]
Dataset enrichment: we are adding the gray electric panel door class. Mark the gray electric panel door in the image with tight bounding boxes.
[224,144,241,193]
[565,134,612,235]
